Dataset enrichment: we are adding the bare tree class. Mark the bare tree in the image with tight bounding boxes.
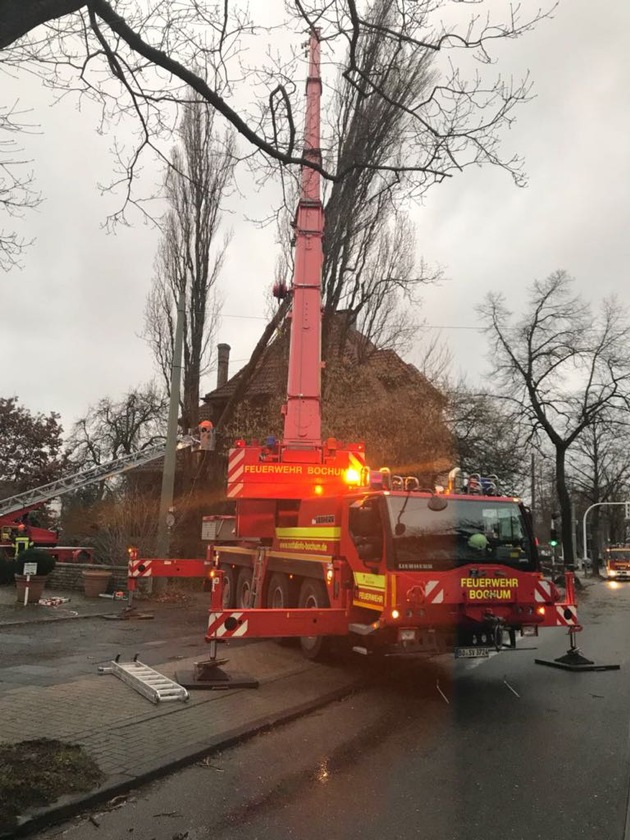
[325,211,438,358]
[569,415,630,571]
[480,271,630,568]
[0,102,40,270]
[62,483,160,564]
[1,1,549,226]
[90,486,160,564]
[321,0,440,352]
[61,383,167,542]
[447,386,530,493]
[414,330,453,385]
[67,383,167,472]
[143,99,234,432]
[274,1,445,355]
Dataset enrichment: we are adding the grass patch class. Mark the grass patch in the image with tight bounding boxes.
[0,739,104,831]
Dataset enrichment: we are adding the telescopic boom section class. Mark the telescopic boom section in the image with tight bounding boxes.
[283,29,324,448]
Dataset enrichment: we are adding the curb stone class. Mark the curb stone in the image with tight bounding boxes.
[1,679,363,839]
[0,612,116,628]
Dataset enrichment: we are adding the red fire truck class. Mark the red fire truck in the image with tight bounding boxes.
[198,464,578,661]
[604,546,630,580]
[128,29,579,667]
[0,517,93,563]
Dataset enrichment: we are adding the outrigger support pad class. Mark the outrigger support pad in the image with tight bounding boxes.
[535,627,620,672]
[175,638,259,690]
[176,659,259,690]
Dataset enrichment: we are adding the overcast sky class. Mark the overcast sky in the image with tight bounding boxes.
[1,0,629,437]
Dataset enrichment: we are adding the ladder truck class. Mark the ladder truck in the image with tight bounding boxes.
[0,436,200,561]
[135,30,579,665]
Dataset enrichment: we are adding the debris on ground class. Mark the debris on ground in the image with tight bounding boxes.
[146,588,195,606]
[0,739,104,831]
[198,757,225,771]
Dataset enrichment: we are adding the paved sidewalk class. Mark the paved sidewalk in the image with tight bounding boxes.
[0,590,363,838]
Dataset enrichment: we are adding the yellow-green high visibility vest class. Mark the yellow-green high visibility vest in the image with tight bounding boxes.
[14,536,31,557]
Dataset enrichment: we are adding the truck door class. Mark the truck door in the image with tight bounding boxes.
[348,497,385,568]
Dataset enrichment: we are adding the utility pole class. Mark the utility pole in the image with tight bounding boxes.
[155,285,186,588]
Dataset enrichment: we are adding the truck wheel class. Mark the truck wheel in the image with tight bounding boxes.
[298,578,330,661]
[220,565,236,609]
[236,567,253,608]
[266,573,290,608]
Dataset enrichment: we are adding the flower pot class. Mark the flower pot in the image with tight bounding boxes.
[82,569,112,598]
[15,574,48,604]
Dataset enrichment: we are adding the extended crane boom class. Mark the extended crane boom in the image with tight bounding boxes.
[283,28,324,448]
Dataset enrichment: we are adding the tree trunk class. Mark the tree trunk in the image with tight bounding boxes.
[555,445,575,569]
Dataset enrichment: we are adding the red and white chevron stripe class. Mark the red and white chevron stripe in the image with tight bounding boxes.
[128,559,153,578]
[534,580,554,602]
[207,611,249,638]
[227,448,246,498]
[425,580,444,604]
[555,605,578,626]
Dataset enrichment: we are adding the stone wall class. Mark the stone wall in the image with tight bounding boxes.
[48,563,128,592]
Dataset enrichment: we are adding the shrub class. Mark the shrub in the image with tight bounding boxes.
[14,548,56,577]
[0,551,15,586]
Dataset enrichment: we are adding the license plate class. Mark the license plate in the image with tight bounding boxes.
[454,646,490,659]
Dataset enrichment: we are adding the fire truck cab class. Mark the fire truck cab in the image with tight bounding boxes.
[604,546,630,580]
[343,482,542,656]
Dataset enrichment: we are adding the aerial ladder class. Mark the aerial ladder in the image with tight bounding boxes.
[0,434,203,558]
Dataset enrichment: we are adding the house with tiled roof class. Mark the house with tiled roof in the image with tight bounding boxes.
[200,316,451,479]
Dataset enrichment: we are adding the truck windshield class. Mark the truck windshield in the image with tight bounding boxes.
[385,496,535,572]
[607,550,630,562]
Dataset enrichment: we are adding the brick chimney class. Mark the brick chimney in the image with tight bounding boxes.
[217,343,230,388]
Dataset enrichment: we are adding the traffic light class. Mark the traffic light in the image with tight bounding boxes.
[549,513,559,548]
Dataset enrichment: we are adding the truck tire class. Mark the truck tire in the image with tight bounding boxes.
[298,578,330,661]
[236,567,253,609]
[220,565,236,609]
[266,572,290,608]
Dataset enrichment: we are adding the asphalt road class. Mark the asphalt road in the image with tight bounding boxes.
[31,578,630,840]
